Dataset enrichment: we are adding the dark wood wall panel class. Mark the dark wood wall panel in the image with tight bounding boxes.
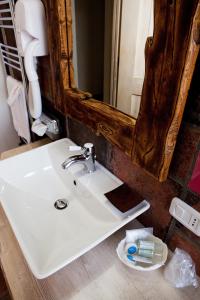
[40,0,70,112]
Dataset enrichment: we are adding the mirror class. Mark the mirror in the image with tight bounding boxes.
[40,0,200,182]
[72,0,154,118]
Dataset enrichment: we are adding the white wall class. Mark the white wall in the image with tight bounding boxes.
[0,57,19,153]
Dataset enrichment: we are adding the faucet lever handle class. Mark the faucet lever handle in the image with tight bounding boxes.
[68,143,95,158]
[69,145,82,151]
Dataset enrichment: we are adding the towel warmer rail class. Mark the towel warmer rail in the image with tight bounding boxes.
[0,0,27,93]
[0,0,31,143]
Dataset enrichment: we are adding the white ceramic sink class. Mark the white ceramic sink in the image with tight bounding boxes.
[0,138,150,279]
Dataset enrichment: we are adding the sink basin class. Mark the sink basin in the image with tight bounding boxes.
[0,138,150,279]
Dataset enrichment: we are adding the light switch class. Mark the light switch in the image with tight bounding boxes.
[182,210,192,224]
[169,197,200,237]
[175,204,191,223]
[175,204,184,217]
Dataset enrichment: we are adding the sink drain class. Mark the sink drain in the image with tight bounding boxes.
[54,199,68,210]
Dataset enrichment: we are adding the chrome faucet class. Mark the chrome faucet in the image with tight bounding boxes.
[62,143,96,173]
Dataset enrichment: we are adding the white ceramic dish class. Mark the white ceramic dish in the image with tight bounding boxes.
[0,138,150,278]
[116,236,168,271]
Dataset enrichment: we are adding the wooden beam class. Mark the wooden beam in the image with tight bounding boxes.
[64,91,136,157]
[133,0,200,181]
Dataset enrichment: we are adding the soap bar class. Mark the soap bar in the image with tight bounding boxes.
[104,183,143,213]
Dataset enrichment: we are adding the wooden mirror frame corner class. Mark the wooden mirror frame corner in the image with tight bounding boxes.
[42,0,200,182]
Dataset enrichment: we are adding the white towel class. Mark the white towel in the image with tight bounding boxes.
[6,76,31,143]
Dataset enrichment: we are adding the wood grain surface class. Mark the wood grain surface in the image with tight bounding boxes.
[0,138,51,160]
[65,93,136,156]
[40,0,199,181]
[133,0,200,180]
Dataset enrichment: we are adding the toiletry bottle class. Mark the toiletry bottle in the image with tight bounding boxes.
[126,240,164,264]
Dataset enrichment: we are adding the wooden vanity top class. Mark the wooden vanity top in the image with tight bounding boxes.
[0,139,199,300]
[0,138,51,160]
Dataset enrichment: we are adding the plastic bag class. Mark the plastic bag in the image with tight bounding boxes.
[164,248,199,288]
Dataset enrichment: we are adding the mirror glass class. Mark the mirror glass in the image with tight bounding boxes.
[72,0,154,118]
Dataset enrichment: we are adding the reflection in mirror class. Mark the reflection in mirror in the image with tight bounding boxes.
[72,0,154,118]
[72,0,106,100]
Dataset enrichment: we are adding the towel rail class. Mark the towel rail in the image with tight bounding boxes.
[0,1,27,89]
[3,60,21,71]
[0,0,10,5]
[0,17,12,21]
[1,49,20,58]
[0,43,23,73]
[0,24,14,28]
[0,43,21,69]
[2,54,20,65]
[0,0,32,144]
[0,43,19,51]
[0,9,11,13]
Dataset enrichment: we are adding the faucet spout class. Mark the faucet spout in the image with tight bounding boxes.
[62,154,88,170]
[62,143,96,173]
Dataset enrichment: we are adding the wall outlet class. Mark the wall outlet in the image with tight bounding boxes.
[189,215,198,229]
[169,197,200,236]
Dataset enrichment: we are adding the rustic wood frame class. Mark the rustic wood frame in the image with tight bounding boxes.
[42,0,200,181]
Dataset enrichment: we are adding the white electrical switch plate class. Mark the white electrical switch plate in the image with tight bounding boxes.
[169,197,200,236]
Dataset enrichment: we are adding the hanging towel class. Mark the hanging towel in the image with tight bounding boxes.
[6,76,31,143]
